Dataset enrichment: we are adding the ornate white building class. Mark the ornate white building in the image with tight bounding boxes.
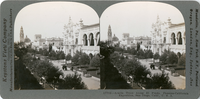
[63,17,100,56]
[151,16,185,55]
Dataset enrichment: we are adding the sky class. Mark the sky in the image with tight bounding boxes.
[14,2,99,42]
[100,2,185,41]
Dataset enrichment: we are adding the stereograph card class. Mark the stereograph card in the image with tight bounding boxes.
[0,0,200,99]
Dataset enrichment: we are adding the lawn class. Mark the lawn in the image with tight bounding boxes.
[154,62,185,76]
[63,64,100,78]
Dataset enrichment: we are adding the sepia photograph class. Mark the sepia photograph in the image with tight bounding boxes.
[100,2,185,89]
[1,0,200,99]
[14,2,100,90]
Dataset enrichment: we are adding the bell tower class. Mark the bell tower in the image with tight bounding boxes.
[20,26,24,42]
[107,25,112,41]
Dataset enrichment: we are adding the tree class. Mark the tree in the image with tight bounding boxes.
[136,42,140,51]
[58,73,87,89]
[110,52,120,65]
[153,52,160,59]
[78,53,90,65]
[100,41,114,58]
[71,53,80,65]
[58,51,65,59]
[14,42,28,59]
[146,50,153,58]
[122,58,151,83]
[90,55,100,68]
[167,51,178,64]
[49,44,52,52]
[178,53,185,66]
[65,53,72,61]
[159,52,168,63]
[145,73,175,89]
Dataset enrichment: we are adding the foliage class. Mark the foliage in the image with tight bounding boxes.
[146,50,153,58]
[167,51,178,64]
[14,59,43,89]
[137,49,145,59]
[65,53,72,61]
[49,50,56,58]
[145,73,175,89]
[153,52,160,59]
[14,42,28,59]
[110,52,120,65]
[71,52,80,65]
[100,41,114,58]
[122,58,150,83]
[58,51,65,59]
[58,72,87,89]
[178,53,186,66]
[133,65,151,83]
[90,55,100,67]
[159,50,169,63]
[114,47,123,52]
[78,53,90,65]
[136,42,140,51]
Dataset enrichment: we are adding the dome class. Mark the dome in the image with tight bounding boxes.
[24,35,31,43]
[112,34,119,41]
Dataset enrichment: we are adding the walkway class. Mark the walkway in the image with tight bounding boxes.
[51,60,100,90]
[139,59,185,89]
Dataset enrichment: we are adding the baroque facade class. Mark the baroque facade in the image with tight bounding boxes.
[151,16,185,55]
[63,17,100,56]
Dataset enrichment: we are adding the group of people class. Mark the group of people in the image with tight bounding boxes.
[62,64,74,71]
[150,64,155,70]
[62,65,67,70]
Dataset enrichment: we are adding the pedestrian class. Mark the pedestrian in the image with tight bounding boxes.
[159,66,161,70]
[62,65,64,70]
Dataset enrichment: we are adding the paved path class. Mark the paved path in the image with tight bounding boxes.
[51,60,100,90]
[139,59,185,89]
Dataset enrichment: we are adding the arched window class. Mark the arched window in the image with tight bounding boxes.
[89,33,94,46]
[177,32,182,45]
[171,33,176,45]
[96,32,100,46]
[83,34,87,46]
